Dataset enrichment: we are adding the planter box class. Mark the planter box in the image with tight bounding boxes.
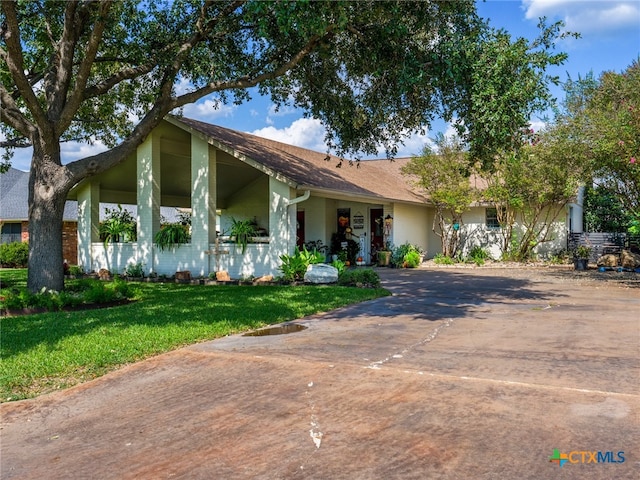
[574,258,589,270]
[377,251,391,266]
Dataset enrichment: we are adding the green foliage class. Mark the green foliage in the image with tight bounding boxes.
[391,242,423,268]
[331,259,346,275]
[585,61,640,214]
[100,205,137,246]
[1,278,135,312]
[433,253,456,265]
[0,241,29,268]
[481,136,586,261]
[229,218,257,255]
[573,245,592,259]
[123,262,145,278]
[337,268,381,288]
[583,184,632,233]
[447,19,577,165]
[67,265,85,276]
[402,134,475,257]
[154,223,190,251]
[279,246,325,281]
[466,246,491,266]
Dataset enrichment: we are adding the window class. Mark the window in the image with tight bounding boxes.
[1,222,22,244]
[486,208,500,229]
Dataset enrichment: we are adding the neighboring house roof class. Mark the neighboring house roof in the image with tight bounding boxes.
[0,167,78,221]
[0,168,181,223]
[173,117,429,205]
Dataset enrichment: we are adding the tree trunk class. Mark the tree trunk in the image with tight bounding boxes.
[27,142,71,293]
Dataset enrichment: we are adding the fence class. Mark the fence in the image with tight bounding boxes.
[568,232,640,262]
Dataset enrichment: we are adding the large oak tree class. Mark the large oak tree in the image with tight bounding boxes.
[1,0,568,292]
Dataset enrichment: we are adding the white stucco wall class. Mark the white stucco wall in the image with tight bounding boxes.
[220,175,269,235]
[302,196,329,246]
[456,205,568,260]
[391,203,429,253]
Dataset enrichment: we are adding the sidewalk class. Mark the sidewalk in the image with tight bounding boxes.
[2,267,638,479]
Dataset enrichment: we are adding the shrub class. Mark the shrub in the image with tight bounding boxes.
[391,242,422,268]
[68,265,85,276]
[123,262,145,278]
[337,268,381,288]
[1,278,135,312]
[433,253,456,265]
[330,259,346,274]
[404,250,421,268]
[279,246,324,281]
[0,241,29,268]
[467,246,491,266]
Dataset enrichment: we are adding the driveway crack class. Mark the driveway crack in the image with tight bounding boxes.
[365,318,453,370]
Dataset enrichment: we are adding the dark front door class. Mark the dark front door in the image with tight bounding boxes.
[296,211,305,248]
[370,208,384,262]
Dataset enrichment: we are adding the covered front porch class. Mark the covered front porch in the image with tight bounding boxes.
[70,118,299,279]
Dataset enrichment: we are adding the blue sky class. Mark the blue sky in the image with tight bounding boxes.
[8,0,640,171]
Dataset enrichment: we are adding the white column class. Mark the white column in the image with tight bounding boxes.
[191,135,216,276]
[76,182,100,271]
[137,132,161,272]
[269,177,292,266]
[570,185,585,233]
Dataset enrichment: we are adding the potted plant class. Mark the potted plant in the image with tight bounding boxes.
[377,242,392,266]
[154,223,190,251]
[230,217,257,254]
[100,205,136,246]
[573,245,591,270]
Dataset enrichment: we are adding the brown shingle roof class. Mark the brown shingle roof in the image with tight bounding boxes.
[176,117,428,205]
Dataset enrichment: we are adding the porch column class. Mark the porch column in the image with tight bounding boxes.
[191,134,216,276]
[76,181,100,271]
[269,177,293,265]
[137,132,161,273]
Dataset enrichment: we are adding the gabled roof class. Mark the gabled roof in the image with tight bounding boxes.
[0,168,78,221]
[172,116,428,205]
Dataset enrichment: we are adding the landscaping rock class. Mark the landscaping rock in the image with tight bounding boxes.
[98,268,111,280]
[175,270,191,281]
[215,271,230,282]
[621,249,640,269]
[255,275,273,284]
[597,254,619,267]
[304,263,338,284]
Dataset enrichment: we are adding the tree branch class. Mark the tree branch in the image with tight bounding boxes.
[57,1,112,134]
[44,1,79,114]
[172,28,332,109]
[0,136,31,148]
[0,85,35,137]
[1,1,48,131]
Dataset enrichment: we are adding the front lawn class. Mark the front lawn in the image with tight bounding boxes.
[0,269,389,401]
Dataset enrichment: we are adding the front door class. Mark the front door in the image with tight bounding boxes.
[370,208,384,263]
[296,211,305,248]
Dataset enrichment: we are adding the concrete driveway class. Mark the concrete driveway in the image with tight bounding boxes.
[1,267,639,479]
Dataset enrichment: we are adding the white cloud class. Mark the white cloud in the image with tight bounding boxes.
[251,117,329,152]
[251,117,445,159]
[267,103,298,118]
[523,0,640,34]
[180,98,237,121]
[61,139,109,162]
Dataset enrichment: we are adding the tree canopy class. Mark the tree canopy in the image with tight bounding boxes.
[1,0,570,291]
[543,60,639,230]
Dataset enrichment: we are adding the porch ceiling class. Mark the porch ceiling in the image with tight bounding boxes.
[69,137,264,208]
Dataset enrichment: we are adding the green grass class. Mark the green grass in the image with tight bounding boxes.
[1,269,389,402]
